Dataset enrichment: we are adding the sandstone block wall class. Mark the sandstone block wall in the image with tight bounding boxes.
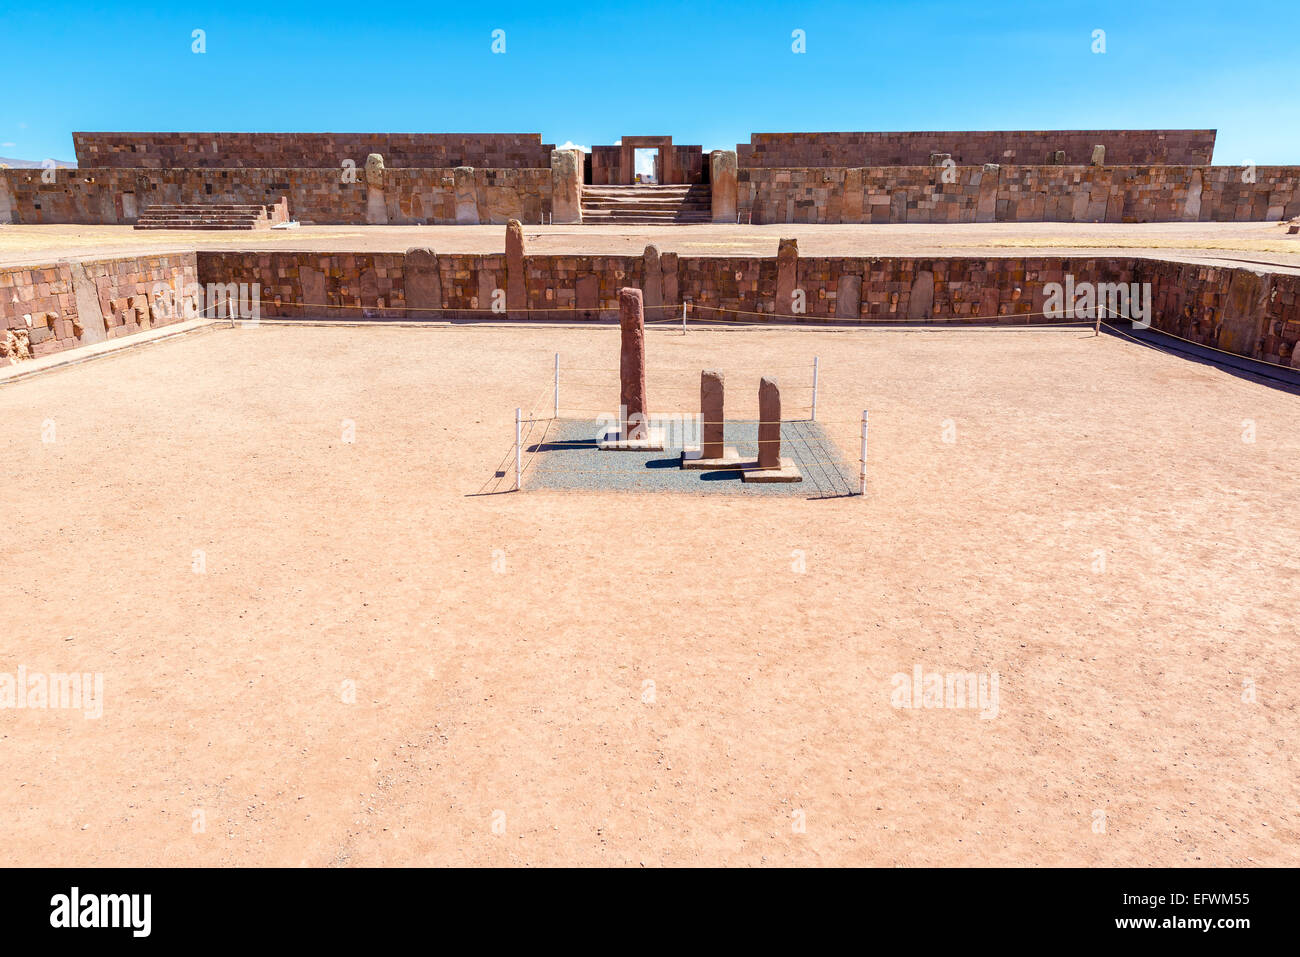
[185,249,1300,365]
[739,165,1300,224]
[739,130,1217,167]
[0,167,553,225]
[73,133,554,169]
[6,249,1297,370]
[1,253,198,363]
[1136,259,1300,366]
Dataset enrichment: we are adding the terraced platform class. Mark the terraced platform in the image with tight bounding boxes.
[580,184,712,224]
[134,203,278,230]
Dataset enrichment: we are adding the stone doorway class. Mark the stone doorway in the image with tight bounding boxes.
[633,148,658,184]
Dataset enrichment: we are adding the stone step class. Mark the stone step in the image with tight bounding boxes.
[135,202,273,230]
[580,212,713,224]
[134,223,262,230]
[141,205,270,213]
[581,199,711,210]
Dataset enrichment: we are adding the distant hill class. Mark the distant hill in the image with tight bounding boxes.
[0,157,77,169]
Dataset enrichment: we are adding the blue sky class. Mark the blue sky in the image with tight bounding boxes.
[2,0,1297,164]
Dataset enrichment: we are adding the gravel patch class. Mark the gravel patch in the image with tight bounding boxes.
[525,417,857,498]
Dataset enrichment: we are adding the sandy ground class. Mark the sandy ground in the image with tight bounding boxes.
[2,221,1299,269]
[1,322,1297,866]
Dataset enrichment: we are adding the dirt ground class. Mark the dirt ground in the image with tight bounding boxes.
[2,220,1299,269]
[1,322,1296,866]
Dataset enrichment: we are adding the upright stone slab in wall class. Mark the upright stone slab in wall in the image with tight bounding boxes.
[454,167,478,224]
[550,148,582,224]
[776,238,799,316]
[506,220,527,312]
[1091,144,1106,166]
[908,269,935,320]
[836,274,862,318]
[405,248,441,318]
[842,168,864,224]
[300,266,327,318]
[1185,169,1203,220]
[710,150,738,223]
[0,174,13,223]
[365,153,389,225]
[660,251,679,307]
[976,166,999,223]
[67,261,107,344]
[1219,269,1269,356]
[643,245,663,315]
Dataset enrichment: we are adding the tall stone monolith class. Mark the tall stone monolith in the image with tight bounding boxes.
[506,220,527,312]
[405,247,441,319]
[454,166,478,224]
[700,370,725,458]
[619,288,647,438]
[776,238,799,316]
[710,150,738,223]
[643,245,663,316]
[550,148,582,224]
[365,153,389,225]
[758,376,781,468]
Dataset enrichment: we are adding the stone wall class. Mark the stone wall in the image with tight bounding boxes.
[0,167,552,225]
[189,247,1300,365]
[73,132,554,169]
[6,248,1296,370]
[739,130,1217,167]
[1135,259,1300,366]
[739,165,1300,224]
[1,253,199,364]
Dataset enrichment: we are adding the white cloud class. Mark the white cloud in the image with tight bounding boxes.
[1,142,15,148]
[558,140,589,153]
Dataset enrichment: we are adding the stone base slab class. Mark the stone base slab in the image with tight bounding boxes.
[598,428,665,451]
[680,446,745,470]
[740,457,803,483]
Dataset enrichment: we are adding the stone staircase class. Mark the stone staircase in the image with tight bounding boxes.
[580,184,711,225]
[133,202,278,230]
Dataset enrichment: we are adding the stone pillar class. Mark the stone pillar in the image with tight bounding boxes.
[661,251,679,308]
[842,168,865,224]
[836,274,862,319]
[365,153,389,225]
[506,220,527,312]
[976,164,999,223]
[1091,144,1106,166]
[1053,150,1066,165]
[550,148,582,224]
[405,247,441,319]
[0,173,14,224]
[454,166,478,224]
[619,288,647,438]
[758,376,781,468]
[710,150,738,223]
[643,244,663,317]
[700,370,725,458]
[776,238,799,317]
[908,269,935,320]
[1184,169,1203,221]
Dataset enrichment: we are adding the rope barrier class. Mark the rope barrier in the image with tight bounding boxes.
[235,296,1097,328]
[1097,304,1299,372]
